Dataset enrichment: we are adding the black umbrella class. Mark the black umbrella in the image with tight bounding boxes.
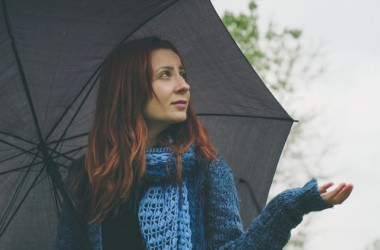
[0,0,294,249]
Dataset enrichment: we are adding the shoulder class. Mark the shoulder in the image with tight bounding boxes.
[206,154,234,179]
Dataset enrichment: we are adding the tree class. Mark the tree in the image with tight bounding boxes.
[221,1,328,248]
[365,239,380,250]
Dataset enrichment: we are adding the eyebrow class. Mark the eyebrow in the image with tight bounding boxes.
[154,65,185,73]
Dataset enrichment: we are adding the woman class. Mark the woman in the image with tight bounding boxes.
[55,37,353,250]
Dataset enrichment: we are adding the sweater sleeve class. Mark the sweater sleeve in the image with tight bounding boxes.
[55,204,102,250]
[54,157,102,250]
[55,202,84,250]
[55,158,82,250]
[205,156,333,250]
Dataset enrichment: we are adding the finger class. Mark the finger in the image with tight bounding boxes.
[318,182,334,193]
[329,184,354,204]
[321,183,347,203]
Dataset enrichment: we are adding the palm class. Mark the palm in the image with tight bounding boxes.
[319,182,354,205]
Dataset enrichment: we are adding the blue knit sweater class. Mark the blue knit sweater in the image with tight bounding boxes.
[55,148,332,250]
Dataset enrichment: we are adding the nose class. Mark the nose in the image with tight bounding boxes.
[175,75,190,94]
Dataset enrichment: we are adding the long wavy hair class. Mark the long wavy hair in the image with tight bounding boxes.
[71,37,217,223]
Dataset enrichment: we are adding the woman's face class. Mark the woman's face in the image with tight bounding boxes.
[144,49,190,131]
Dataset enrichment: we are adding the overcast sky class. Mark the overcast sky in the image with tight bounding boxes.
[211,0,380,249]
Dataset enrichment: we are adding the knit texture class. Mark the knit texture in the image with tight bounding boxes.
[205,155,333,249]
[138,147,194,249]
[55,150,333,250]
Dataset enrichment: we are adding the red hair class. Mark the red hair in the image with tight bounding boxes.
[71,37,216,223]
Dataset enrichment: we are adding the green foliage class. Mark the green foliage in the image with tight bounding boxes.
[221,1,327,249]
[221,1,306,94]
[221,0,327,185]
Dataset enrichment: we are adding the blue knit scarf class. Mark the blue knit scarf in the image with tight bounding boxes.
[137,146,197,249]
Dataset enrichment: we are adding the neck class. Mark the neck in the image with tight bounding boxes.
[146,123,168,148]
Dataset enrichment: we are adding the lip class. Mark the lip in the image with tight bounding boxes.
[171,100,188,109]
[171,100,187,105]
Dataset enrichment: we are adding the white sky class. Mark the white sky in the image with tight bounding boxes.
[211,1,380,249]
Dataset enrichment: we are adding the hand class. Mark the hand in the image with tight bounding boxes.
[318,182,354,205]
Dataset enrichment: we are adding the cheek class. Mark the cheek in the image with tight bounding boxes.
[152,83,172,102]
[144,96,166,120]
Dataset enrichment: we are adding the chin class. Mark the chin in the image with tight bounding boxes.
[171,116,187,123]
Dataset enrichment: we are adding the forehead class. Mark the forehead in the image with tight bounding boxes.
[151,49,182,68]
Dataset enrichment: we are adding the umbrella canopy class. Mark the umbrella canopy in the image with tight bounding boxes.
[0,0,294,249]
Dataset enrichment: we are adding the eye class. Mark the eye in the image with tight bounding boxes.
[159,70,171,78]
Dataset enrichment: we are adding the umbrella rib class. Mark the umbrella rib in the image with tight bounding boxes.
[1,4,66,208]
[0,132,79,179]
[0,138,41,160]
[0,130,83,164]
[0,163,45,237]
[0,154,38,233]
[50,145,88,163]
[45,0,182,147]
[0,157,70,176]
[0,151,27,164]
[0,3,61,208]
[0,132,40,164]
[238,178,263,213]
[0,131,38,146]
[0,162,40,176]
[0,145,76,175]
[209,2,294,121]
[0,170,29,230]
[49,173,63,220]
[0,144,86,176]
[197,113,296,122]
[45,71,98,143]
[1,0,45,144]
[0,157,91,249]
[0,1,181,247]
[47,132,89,145]
[47,76,98,156]
[113,0,182,45]
[45,144,85,162]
